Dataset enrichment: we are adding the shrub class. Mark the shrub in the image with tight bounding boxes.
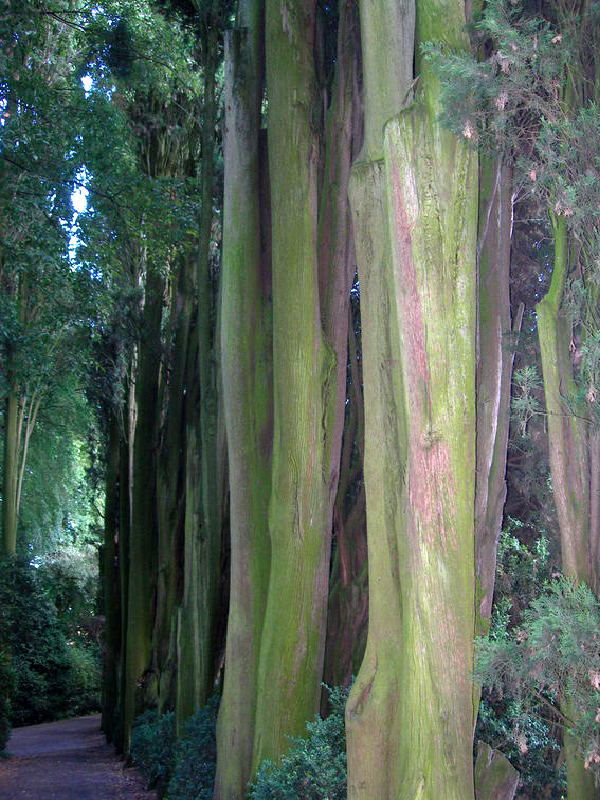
[0,650,15,752]
[167,694,219,800]
[476,576,600,795]
[130,709,175,790]
[0,554,101,726]
[248,685,348,800]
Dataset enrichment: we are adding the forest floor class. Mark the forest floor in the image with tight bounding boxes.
[0,714,157,799]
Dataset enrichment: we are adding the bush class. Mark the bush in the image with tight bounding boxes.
[0,650,15,752]
[130,709,175,790]
[167,694,219,800]
[476,576,600,795]
[0,554,101,726]
[248,685,348,800]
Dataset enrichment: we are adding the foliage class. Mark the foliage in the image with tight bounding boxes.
[422,0,600,254]
[130,709,176,790]
[477,570,600,791]
[511,366,542,437]
[0,650,14,753]
[248,685,348,800]
[130,694,219,797]
[475,528,566,796]
[421,0,568,156]
[0,554,101,727]
[167,694,219,800]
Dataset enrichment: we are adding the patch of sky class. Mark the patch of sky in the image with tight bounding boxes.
[69,167,90,263]
[81,75,93,96]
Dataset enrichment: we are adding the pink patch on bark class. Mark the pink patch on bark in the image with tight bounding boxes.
[389,154,458,550]
[390,161,429,391]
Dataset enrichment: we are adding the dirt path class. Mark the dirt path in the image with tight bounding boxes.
[0,714,157,799]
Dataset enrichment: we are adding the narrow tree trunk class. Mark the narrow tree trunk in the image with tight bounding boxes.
[215,13,274,797]
[537,217,597,798]
[323,322,368,688]
[102,411,122,742]
[319,0,365,694]
[176,22,223,728]
[123,261,164,752]
[346,157,406,798]
[345,0,413,794]
[2,392,19,555]
[114,371,134,754]
[155,255,190,712]
[475,160,516,639]
[537,218,591,582]
[250,0,345,768]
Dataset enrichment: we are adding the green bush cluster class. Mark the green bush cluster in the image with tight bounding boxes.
[167,694,219,800]
[0,554,101,731]
[0,650,15,753]
[248,685,348,800]
[130,686,348,799]
[474,527,600,796]
[130,694,219,799]
[130,709,176,791]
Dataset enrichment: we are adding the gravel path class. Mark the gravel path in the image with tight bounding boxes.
[0,714,157,799]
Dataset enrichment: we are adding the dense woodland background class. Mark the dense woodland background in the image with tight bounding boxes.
[2,0,600,798]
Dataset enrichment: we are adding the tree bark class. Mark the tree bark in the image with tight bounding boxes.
[474,741,519,800]
[154,255,190,713]
[475,160,517,640]
[346,1,478,796]
[215,13,274,797]
[101,411,122,743]
[2,392,19,555]
[176,21,224,729]
[250,0,333,767]
[123,259,164,753]
[537,217,597,799]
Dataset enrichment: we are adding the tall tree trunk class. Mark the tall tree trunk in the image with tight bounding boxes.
[537,216,597,799]
[102,411,122,742]
[346,0,478,796]
[215,10,274,796]
[475,160,517,641]
[155,255,190,713]
[344,0,413,793]
[323,314,368,688]
[113,370,134,754]
[250,0,355,769]
[320,0,365,695]
[176,20,224,729]
[2,392,19,555]
[250,0,327,764]
[123,260,164,753]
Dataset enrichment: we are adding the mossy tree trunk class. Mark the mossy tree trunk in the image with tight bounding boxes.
[250,0,329,766]
[344,0,413,792]
[217,0,360,788]
[323,308,368,688]
[319,0,366,695]
[215,13,274,794]
[154,253,191,713]
[249,0,359,770]
[102,411,122,743]
[537,216,598,800]
[123,257,165,753]
[176,15,225,730]
[346,0,478,796]
[2,392,19,556]
[475,160,521,644]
